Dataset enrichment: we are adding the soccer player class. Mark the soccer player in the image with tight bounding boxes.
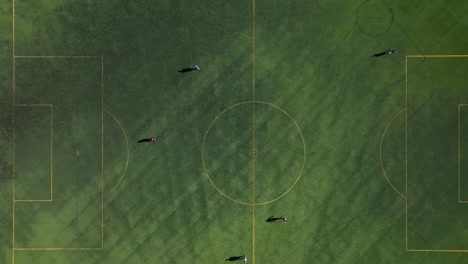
[137,136,156,143]
[225,255,246,261]
[372,49,396,57]
[178,65,200,73]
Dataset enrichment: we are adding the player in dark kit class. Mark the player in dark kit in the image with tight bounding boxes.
[266,216,288,223]
[178,64,200,73]
[225,255,246,262]
[137,136,156,143]
[372,49,396,57]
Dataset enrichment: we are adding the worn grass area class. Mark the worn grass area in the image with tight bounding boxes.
[1,0,468,263]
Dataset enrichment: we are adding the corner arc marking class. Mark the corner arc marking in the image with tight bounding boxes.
[103,109,130,197]
[380,108,406,198]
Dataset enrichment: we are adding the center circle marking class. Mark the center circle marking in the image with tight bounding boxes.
[202,101,306,206]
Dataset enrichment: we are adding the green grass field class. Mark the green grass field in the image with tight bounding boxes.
[1,0,468,263]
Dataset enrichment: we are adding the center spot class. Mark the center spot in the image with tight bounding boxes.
[249,148,259,157]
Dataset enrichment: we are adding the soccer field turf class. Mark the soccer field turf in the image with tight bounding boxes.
[1,0,468,263]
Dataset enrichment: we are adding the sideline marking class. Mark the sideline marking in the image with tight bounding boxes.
[12,0,16,262]
[252,0,256,262]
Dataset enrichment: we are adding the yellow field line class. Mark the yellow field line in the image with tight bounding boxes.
[51,107,54,201]
[252,203,256,264]
[252,0,256,262]
[407,249,468,252]
[15,55,102,59]
[379,108,406,198]
[252,0,256,103]
[12,0,15,56]
[12,0,16,262]
[103,109,130,198]
[14,247,103,251]
[459,104,468,203]
[406,55,468,58]
[14,200,52,202]
[405,55,408,251]
[16,104,52,107]
[101,57,104,249]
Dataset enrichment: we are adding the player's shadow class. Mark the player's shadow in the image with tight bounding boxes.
[372,52,386,57]
[266,216,282,223]
[178,67,195,73]
[225,256,245,261]
[372,49,395,57]
[137,138,153,143]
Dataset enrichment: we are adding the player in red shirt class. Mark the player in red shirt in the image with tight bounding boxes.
[138,136,157,143]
